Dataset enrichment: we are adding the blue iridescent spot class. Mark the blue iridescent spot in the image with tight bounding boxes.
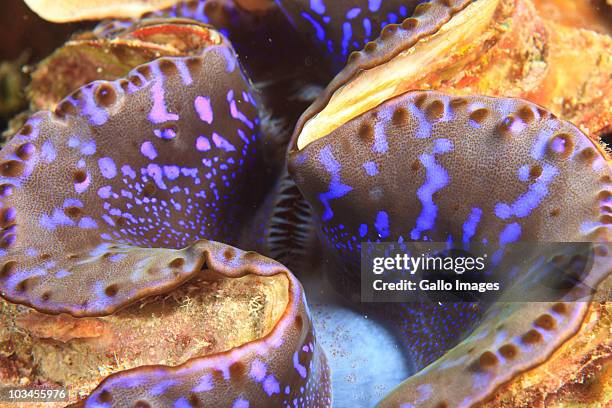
[149,74,179,124]
[250,359,267,382]
[98,157,117,179]
[80,140,96,155]
[232,398,249,408]
[163,165,180,180]
[373,121,388,153]
[411,140,453,240]
[310,0,325,14]
[140,141,158,160]
[41,141,56,163]
[495,163,558,219]
[194,96,213,124]
[375,211,390,239]
[78,217,98,229]
[462,207,483,245]
[318,146,353,221]
[363,18,372,37]
[363,161,378,176]
[301,12,326,42]
[196,135,211,151]
[368,0,382,12]
[192,374,213,392]
[174,397,192,408]
[68,136,80,148]
[263,375,280,396]
[341,22,353,56]
[346,7,361,19]
[517,164,531,182]
[359,223,368,238]
[212,133,236,152]
[293,351,307,378]
[154,127,177,140]
[499,223,522,246]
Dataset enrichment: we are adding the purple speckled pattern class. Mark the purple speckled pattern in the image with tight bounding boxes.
[0,13,335,408]
[0,1,610,407]
[274,0,423,68]
[289,91,611,407]
[81,242,331,408]
[0,21,332,408]
[0,36,269,316]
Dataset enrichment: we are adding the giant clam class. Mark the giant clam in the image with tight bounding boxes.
[0,0,610,407]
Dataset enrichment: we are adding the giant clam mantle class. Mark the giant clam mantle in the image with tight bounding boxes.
[0,1,609,407]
